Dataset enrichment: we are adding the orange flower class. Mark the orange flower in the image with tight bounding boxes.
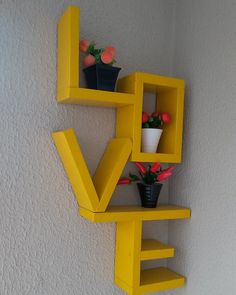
[79,39,90,52]
[83,54,95,67]
[105,46,116,58]
[101,51,113,64]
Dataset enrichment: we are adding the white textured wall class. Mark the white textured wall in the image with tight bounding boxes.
[168,1,236,294]
[0,1,175,294]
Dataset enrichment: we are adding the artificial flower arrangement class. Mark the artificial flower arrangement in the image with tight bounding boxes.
[142,111,171,128]
[141,111,171,153]
[79,39,116,67]
[79,39,121,91]
[118,162,174,208]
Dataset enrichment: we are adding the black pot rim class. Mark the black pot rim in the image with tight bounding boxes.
[137,182,163,187]
[83,63,121,71]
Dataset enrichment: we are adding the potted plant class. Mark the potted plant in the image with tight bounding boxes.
[117,162,174,208]
[79,39,121,92]
[141,111,171,153]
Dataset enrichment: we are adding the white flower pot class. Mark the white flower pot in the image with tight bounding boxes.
[141,128,163,153]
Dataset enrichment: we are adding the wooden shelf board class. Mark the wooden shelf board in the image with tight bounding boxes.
[130,152,181,163]
[57,87,135,107]
[115,277,134,295]
[139,267,185,293]
[137,71,185,90]
[141,239,174,261]
[80,205,191,223]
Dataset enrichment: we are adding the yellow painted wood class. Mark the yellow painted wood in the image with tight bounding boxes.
[137,72,184,162]
[115,220,142,293]
[139,267,185,294]
[55,7,189,294]
[116,73,143,157]
[156,87,184,162]
[116,72,185,163]
[131,152,181,163]
[141,239,174,261]
[52,129,132,212]
[116,267,185,295]
[57,6,185,163]
[115,277,139,295]
[116,105,134,139]
[52,129,98,211]
[80,205,191,223]
[114,226,185,295]
[62,87,135,107]
[57,6,135,107]
[93,138,132,212]
[57,6,79,101]
[139,72,185,90]
[116,74,137,141]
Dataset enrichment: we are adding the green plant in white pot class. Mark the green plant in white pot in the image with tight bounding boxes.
[141,111,171,153]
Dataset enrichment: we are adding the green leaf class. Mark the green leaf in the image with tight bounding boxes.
[142,171,157,184]
[148,116,162,128]
[142,122,149,128]
[94,54,101,64]
[129,173,140,181]
[87,43,95,54]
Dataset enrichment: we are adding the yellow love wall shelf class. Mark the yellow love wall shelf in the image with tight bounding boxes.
[57,6,185,163]
[53,5,190,295]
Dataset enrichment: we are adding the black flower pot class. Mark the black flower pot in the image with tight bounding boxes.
[83,64,121,92]
[137,183,163,208]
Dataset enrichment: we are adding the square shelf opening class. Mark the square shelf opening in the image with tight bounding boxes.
[115,72,184,163]
[131,73,184,163]
[142,85,178,155]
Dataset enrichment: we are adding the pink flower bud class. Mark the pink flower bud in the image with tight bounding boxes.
[117,178,131,185]
[161,112,171,123]
[162,166,174,174]
[83,54,95,67]
[150,162,161,173]
[135,162,147,174]
[101,51,113,64]
[79,39,90,53]
[151,112,160,118]
[142,112,149,123]
[157,172,172,182]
